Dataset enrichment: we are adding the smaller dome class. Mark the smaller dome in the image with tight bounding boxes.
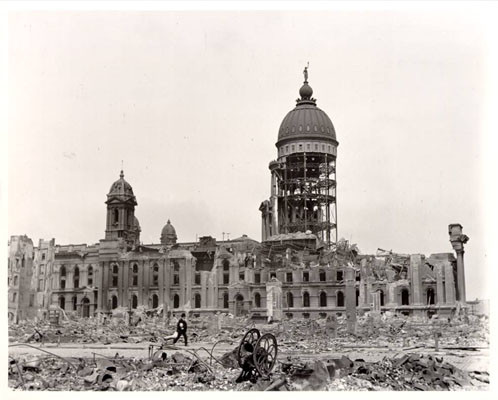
[108,170,135,197]
[161,219,177,245]
[133,216,141,232]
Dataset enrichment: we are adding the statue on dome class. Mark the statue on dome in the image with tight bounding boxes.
[303,62,309,83]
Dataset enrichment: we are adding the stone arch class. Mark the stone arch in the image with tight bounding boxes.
[336,291,344,307]
[319,291,327,307]
[286,292,294,308]
[81,297,90,318]
[401,288,410,305]
[254,292,261,308]
[152,293,159,308]
[111,295,118,309]
[194,293,201,308]
[426,287,435,305]
[302,291,310,308]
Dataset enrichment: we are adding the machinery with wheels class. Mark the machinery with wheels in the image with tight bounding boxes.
[236,328,278,383]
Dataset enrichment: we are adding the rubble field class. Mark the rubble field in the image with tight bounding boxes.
[8,312,489,391]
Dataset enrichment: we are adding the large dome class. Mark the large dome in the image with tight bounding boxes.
[277,81,336,146]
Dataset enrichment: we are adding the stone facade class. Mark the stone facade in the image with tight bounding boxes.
[7,73,469,322]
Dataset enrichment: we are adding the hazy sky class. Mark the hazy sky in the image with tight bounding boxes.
[6,8,492,299]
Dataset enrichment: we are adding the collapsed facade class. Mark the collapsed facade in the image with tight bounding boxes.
[8,71,470,323]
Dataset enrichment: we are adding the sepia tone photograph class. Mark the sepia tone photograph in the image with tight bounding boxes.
[3,1,496,393]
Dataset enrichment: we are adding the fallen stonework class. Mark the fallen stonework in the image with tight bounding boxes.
[8,312,489,391]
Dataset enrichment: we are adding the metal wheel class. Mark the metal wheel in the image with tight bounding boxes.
[237,328,260,368]
[253,333,278,377]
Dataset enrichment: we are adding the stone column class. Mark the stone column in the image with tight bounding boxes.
[185,257,193,310]
[436,263,444,305]
[102,262,109,311]
[444,261,456,304]
[345,266,356,333]
[118,262,124,307]
[266,279,283,322]
[410,254,423,305]
[201,271,208,308]
[386,282,397,307]
[366,278,373,308]
[144,261,151,308]
[449,224,469,303]
[158,259,165,307]
[138,261,144,305]
[97,262,104,311]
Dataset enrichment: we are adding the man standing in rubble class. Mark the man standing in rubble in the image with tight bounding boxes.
[173,313,188,346]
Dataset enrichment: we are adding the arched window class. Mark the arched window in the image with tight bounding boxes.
[111,295,118,309]
[320,291,327,307]
[87,266,93,286]
[132,294,138,309]
[173,294,180,309]
[132,264,138,286]
[254,292,261,308]
[194,293,201,308]
[152,294,159,308]
[13,292,17,303]
[112,265,118,287]
[427,288,435,305]
[73,266,79,289]
[379,290,385,306]
[287,292,294,308]
[223,292,229,309]
[72,296,77,311]
[303,292,310,308]
[336,291,344,307]
[401,289,410,306]
[59,296,65,310]
[152,264,159,286]
[13,275,18,286]
[319,270,326,282]
[60,265,66,289]
[356,289,360,306]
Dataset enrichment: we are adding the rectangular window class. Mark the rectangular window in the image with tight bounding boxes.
[286,272,293,283]
[223,273,229,284]
[42,253,46,261]
[173,274,179,285]
[112,277,118,287]
[132,276,138,286]
[291,145,295,152]
[239,272,245,281]
[307,143,310,150]
[29,294,34,306]
[285,146,289,153]
[88,277,93,286]
[303,271,309,282]
[195,273,201,285]
[336,270,344,281]
[254,272,261,284]
[315,144,318,150]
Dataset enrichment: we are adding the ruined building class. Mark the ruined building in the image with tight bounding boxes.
[8,71,469,322]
